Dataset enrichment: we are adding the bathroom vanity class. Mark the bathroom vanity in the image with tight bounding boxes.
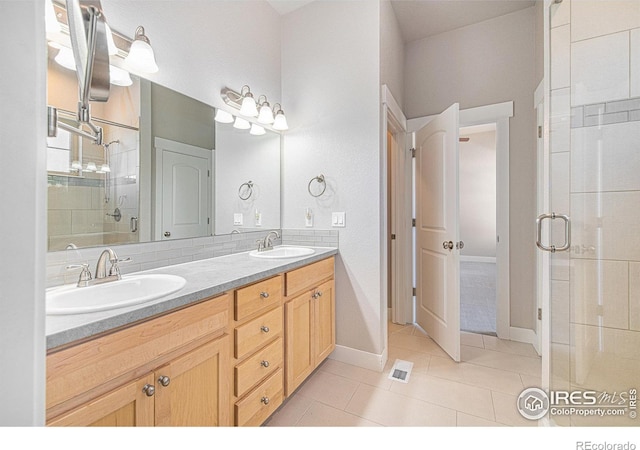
[45,248,337,427]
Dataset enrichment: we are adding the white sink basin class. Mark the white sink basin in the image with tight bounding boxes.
[46,274,187,315]
[248,246,315,259]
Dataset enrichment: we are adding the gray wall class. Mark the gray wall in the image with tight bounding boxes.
[0,0,46,425]
[404,7,538,330]
[281,1,385,356]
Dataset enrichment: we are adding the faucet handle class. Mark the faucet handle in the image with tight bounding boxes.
[66,264,92,286]
[256,240,265,252]
[109,257,132,277]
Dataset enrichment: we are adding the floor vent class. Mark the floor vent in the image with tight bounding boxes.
[388,359,413,383]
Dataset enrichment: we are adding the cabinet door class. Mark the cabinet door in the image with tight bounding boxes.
[155,335,231,427]
[284,291,314,396]
[48,375,155,427]
[314,279,336,363]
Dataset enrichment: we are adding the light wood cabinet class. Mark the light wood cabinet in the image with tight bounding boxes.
[46,294,231,427]
[284,258,335,396]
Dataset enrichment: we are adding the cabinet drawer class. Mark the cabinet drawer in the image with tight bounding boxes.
[235,337,283,398]
[234,307,282,359]
[47,294,229,412]
[285,257,334,296]
[235,368,283,427]
[235,276,282,322]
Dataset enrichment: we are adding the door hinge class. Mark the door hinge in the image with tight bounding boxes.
[538,126,543,139]
[391,234,396,240]
[207,217,210,224]
[208,170,210,177]
[538,308,542,320]
[412,218,416,227]
[410,147,416,158]
[412,287,416,296]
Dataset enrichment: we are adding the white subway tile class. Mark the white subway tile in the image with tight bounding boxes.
[571,32,630,106]
[551,25,571,90]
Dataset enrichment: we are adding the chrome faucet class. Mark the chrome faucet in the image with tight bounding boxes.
[66,248,131,287]
[256,230,280,252]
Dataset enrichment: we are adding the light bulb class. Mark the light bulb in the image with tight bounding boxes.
[240,94,258,117]
[110,65,132,86]
[86,162,97,172]
[250,124,265,136]
[257,103,275,124]
[272,110,288,131]
[233,117,250,130]
[214,109,234,124]
[54,47,77,72]
[124,26,158,73]
[100,164,111,173]
[71,160,82,170]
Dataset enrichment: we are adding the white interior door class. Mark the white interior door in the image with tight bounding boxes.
[415,103,461,362]
[155,138,211,241]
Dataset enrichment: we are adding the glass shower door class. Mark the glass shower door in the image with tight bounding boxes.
[545,0,640,427]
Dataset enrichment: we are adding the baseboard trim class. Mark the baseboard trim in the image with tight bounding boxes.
[510,326,539,354]
[460,256,497,264]
[329,344,387,373]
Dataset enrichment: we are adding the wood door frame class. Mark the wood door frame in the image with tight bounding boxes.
[407,101,513,340]
[153,137,213,241]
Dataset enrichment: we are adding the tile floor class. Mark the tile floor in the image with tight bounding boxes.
[265,323,542,427]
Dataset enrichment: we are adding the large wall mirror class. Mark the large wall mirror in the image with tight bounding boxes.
[46,49,281,252]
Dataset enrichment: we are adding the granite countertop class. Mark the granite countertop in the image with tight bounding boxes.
[46,246,338,350]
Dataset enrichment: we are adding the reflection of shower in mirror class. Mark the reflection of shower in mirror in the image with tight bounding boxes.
[101,140,119,204]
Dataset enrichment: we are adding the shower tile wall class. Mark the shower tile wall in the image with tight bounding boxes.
[549,0,640,427]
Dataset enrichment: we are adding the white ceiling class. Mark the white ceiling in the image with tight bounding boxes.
[390,0,537,43]
[267,0,537,43]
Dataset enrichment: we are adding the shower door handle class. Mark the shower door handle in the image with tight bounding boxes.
[536,212,571,253]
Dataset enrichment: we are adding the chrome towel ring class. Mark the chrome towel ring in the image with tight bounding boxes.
[238,181,254,200]
[308,174,326,197]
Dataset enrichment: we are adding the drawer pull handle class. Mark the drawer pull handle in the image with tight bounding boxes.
[142,384,155,397]
[158,375,171,387]
[260,360,270,368]
[261,396,270,405]
[261,325,270,333]
[260,292,269,299]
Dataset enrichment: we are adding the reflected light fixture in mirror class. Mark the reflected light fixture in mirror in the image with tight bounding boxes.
[272,103,288,131]
[215,109,234,124]
[250,123,265,136]
[239,85,259,117]
[124,26,159,74]
[110,65,133,86]
[233,117,251,130]
[257,95,274,124]
[85,162,97,172]
[45,0,61,35]
[105,23,118,56]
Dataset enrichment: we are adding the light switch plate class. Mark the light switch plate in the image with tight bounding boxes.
[233,213,243,226]
[332,212,346,227]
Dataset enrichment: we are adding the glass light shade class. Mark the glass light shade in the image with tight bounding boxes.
[257,104,275,124]
[54,47,77,72]
[110,65,133,87]
[233,117,251,130]
[124,39,159,74]
[100,164,111,173]
[105,23,118,56]
[250,124,266,136]
[71,160,82,170]
[272,111,288,131]
[85,162,97,172]
[214,109,234,124]
[240,95,258,117]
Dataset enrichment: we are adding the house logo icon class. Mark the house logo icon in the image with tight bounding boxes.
[517,387,549,420]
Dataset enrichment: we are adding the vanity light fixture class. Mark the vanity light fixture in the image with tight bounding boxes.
[257,95,275,124]
[250,123,266,136]
[214,109,234,124]
[53,46,77,72]
[45,0,61,35]
[233,117,251,130]
[124,26,159,74]
[99,164,111,173]
[71,160,82,171]
[272,104,289,131]
[239,85,259,117]
[85,162,97,172]
[110,65,133,87]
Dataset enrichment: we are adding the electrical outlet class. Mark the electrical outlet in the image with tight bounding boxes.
[233,213,243,226]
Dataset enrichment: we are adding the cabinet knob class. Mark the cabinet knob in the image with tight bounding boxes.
[142,384,155,397]
[164,231,171,237]
[260,325,270,333]
[260,292,269,299]
[317,291,322,297]
[158,375,171,387]
[260,360,270,368]
[261,396,270,405]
